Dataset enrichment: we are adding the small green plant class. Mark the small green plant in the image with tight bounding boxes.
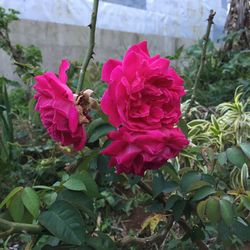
[182,32,250,106]
[0,77,14,167]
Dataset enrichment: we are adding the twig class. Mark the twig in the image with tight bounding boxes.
[13,60,35,70]
[117,216,174,249]
[0,218,43,238]
[185,10,216,117]
[137,180,209,250]
[76,0,99,93]
[178,219,209,250]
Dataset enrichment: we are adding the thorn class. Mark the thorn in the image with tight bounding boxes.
[88,23,92,29]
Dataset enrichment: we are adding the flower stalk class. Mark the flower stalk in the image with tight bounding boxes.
[185,10,216,116]
[76,0,99,93]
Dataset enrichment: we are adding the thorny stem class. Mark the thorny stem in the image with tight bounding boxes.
[137,180,209,250]
[185,10,216,117]
[76,0,99,93]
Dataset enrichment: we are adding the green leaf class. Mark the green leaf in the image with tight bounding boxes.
[163,163,179,181]
[63,176,87,191]
[78,150,99,171]
[220,199,234,226]
[206,198,220,224]
[188,119,208,127]
[78,171,99,198]
[152,172,179,197]
[197,200,208,221]
[232,218,250,241]
[217,152,227,166]
[241,163,248,190]
[178,118,188,137]
[0,105,6,111]
[190,225,205,241]
[22,209,34,223]
[192,186,216,201]
[3,83,10,113]
[9,192,24,222]
[32,185,55,191]
[211,115,220,131]
[201,174,216,186]
[187,180,210,193]
[57,190,94,218]
[0,186,23,209]
[180,171,201,193]
[240,143,250,159]
[152,173,165,197]
[86,118,106,136]
[172,200,186,221]
[226,147,247,168]
[38,200,85,246]
[162,181,178,193]
[88,124,115,143]
[241,196,250,211]
[127,175,141,186]
[86,232,117,250]
[21,187,40,219]
[165,195,182,211]
[43,192,57,207]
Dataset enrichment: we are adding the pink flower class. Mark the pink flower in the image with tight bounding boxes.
[102,127,189,176]
[101,41,185,130]
[33,59,86,151]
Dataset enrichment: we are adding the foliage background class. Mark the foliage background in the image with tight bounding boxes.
[0,5,250,250]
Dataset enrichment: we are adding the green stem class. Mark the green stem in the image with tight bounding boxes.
[76,0,99,94]
[0,218,43,238]
[13,60,35,70]
[185,10,216,117]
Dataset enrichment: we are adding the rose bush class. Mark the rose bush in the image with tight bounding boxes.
[33,59,86,150]
[102,127,189,176]
[101,41,185,130]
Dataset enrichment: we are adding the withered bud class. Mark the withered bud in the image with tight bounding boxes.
[75,89,99,125]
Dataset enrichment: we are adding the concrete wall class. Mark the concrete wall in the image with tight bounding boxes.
[0,19,194,81]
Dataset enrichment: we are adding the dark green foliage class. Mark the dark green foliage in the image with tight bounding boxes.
[0,7,19,53]
[182,33,250,106]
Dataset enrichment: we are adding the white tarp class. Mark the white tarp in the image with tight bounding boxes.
[0,0,227,39]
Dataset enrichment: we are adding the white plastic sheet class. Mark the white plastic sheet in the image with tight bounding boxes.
[0,0,227,39]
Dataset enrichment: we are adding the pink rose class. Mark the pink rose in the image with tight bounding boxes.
[33,59,86,151]
[101,41,185,130]
[102,127,189,176]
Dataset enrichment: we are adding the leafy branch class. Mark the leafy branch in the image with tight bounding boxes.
[0,7,42,90]
[76,0,99,93]
[137,180,209,250]
[185,10,216,116]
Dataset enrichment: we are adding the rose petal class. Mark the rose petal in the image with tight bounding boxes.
[59,59,70,84]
